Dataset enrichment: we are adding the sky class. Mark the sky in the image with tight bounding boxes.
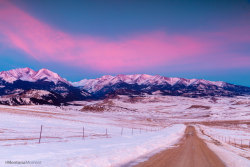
[0,0,249,86]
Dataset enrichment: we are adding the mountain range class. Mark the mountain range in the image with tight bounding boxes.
[0,68,250,105]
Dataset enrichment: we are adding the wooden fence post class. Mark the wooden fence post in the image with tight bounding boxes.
[121,128,123,136]
[39,125,43,143]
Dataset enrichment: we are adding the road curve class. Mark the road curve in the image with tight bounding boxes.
[134,126,225,167]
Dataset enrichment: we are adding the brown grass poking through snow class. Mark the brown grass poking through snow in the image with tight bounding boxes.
[187,105,211,110]
[81,105,105,112]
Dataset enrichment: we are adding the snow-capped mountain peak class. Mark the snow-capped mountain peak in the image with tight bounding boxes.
[0,67,36,83]
[0,68,70,84]
[71,74,227,93]
[0,68,250,104]
[33,68,70,84]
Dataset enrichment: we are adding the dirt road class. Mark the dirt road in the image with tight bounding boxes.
[134,126,225,167]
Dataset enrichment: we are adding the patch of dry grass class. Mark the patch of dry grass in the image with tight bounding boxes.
[81,105,105,112]
[188,105,211,110]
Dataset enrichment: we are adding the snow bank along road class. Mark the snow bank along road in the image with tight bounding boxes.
[134,126,225,167]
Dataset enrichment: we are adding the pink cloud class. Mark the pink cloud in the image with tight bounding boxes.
[0,0,249,73]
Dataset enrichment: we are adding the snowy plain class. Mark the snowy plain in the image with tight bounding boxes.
[0,100,185,167]
[0,95,250,166]
[196,125,250,167]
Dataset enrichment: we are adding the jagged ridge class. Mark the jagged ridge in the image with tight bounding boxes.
[0,68,250,105]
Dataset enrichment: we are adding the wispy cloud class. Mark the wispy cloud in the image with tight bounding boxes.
[0,0,249,73]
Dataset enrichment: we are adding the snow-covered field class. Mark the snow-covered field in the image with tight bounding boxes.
[72,95,250,122]
[0,95,250,166]
[0,123,185,167]
[0,98,185,167]
[196,124,250,167]
[198,124,250,148]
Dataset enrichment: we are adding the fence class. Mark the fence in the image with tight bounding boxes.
[199,127,250,149]
[0,125,164,145]
[210,134,250,148]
